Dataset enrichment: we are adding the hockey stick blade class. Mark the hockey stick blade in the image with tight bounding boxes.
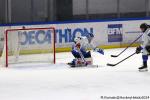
[108,52,136,67]
[110,34,142,58]
[111,55,118,57]
[107,63,116,66]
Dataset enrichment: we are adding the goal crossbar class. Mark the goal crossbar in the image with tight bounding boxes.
[4,27,56,67]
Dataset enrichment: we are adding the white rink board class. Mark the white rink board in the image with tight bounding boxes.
[0,19,150,51]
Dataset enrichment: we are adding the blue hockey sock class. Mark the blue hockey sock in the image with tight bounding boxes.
[142,55,148,62]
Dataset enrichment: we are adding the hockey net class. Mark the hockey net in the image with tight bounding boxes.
[0,27,56,67]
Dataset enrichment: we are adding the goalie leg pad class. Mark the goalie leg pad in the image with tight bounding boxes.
[71,50,81,58]
[81,51,91,58]
[72,49,91,58]
[84,57,93,65]
[69,57,93,67]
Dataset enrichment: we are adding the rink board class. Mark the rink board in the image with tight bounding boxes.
[0,18,150,53]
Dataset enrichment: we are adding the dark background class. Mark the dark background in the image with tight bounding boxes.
[0,0,149,24]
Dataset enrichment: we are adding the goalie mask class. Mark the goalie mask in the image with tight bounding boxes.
[74,37,82,44]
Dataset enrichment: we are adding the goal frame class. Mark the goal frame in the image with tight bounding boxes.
[4,27,56,67]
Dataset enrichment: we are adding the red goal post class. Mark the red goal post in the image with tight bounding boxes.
[3,27,56,67]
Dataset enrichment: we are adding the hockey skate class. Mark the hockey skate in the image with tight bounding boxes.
[67,62,76,67]
[139,61,148,72]
[138,66,148,72]
[67,59,87,68]
[68,57,93,68]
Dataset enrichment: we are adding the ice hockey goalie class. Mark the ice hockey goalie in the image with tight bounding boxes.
[68,33,104,67]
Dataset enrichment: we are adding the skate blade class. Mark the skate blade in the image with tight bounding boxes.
[139,68,148,72]
[77,64,98,68]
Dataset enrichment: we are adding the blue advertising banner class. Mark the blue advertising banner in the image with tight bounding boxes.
[108,24,123,42]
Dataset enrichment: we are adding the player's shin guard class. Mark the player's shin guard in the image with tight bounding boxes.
[142,55,148,67]
[139,55,148,71]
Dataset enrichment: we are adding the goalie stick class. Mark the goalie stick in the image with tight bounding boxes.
[77,48,87,65]
[111,34,142,57]
[77,49,98,67]
[107,52,136,66]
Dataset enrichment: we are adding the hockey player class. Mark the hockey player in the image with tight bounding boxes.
[136,23,150,71]
[68,33,104,67]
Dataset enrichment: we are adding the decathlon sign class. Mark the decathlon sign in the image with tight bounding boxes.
[20,28,94,45]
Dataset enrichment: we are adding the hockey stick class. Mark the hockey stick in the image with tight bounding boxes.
[77,48,98,67]
[107,52,136,66]
[111,34,142,57]
[77,48,87,64]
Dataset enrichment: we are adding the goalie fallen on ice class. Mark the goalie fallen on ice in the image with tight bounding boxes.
[68,33,104,67]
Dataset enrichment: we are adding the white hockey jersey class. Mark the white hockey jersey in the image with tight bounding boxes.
[141,28,150,55]
[74,36,96,50]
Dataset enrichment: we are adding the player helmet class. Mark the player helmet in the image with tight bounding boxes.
[140,23,149,32]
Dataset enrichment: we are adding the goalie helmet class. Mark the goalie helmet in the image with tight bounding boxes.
[74,36,82,44]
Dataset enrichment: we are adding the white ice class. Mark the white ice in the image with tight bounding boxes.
[0,47,150,100]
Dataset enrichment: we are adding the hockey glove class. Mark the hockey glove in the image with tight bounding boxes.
[136,46,142,54]
[94,48,104,55]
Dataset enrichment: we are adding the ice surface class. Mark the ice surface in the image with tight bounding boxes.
[0,47,150,100]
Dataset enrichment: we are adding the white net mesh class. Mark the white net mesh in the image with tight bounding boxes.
[0,27,55,67]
